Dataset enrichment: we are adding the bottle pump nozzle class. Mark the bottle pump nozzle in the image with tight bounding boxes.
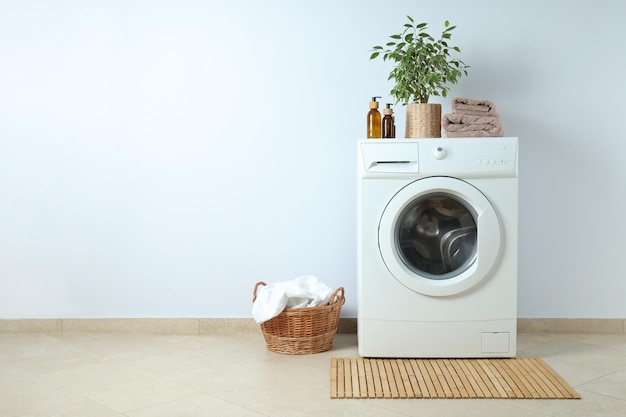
[369,96,381,109]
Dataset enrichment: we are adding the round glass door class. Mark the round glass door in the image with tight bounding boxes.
[379,177,501,297]
[396,193,477,280]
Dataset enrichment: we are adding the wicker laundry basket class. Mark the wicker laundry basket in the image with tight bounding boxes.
[253,281,345,354]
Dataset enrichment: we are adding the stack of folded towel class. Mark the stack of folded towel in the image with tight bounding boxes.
[442,97,505,137]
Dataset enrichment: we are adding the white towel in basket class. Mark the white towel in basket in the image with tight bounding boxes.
[252,275,333,324]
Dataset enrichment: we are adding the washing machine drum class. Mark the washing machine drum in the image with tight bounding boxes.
[379,177,501,297]
[397,194,477,279]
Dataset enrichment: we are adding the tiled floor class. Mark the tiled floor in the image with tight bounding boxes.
[1,332,625,417]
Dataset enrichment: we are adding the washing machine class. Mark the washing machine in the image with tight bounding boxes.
[357,137,518,358]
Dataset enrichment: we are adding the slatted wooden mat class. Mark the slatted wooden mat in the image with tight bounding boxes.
[330,358,580,399]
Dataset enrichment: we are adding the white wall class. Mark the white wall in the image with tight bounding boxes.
[1,0,625,319]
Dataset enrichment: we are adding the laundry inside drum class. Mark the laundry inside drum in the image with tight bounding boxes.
[396,194,477,279]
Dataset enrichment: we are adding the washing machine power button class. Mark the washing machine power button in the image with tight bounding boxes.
[433,146,447,160]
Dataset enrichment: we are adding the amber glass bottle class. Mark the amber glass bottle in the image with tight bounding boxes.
[382,103,395,138]
[367,96,382,138]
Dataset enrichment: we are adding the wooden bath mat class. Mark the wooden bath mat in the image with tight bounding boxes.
[330,358,580,399]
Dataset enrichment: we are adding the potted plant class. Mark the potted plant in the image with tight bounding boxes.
[370,16,469,138]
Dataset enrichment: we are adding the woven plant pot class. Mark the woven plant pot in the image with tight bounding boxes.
[405,103,442,138]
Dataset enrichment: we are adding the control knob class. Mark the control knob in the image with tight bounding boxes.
[433,146,447,160]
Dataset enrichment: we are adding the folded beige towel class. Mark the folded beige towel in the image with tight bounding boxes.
[444,130,502,138]
[451,97,499,117]
[442,113,505,137]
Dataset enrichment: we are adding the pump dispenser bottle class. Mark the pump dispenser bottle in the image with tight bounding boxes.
[382,103,396,138]
[367,96,382,138]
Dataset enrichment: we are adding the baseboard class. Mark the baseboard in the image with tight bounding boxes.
[517,318,625,334]
[1,318,624,334]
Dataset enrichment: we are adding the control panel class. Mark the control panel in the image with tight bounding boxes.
[360,138,518,178]
[419,138,517,177]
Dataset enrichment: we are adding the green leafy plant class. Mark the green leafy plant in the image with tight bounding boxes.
[370,16,469,105]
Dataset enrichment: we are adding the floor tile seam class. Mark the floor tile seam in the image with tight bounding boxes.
[517,333,598,350]
[72,395,126,417]
[576,369,626,388]
[540,357,618,380]
[47,335,210,361]
[190,384,302,410]
[351,397,550,417]
[584,343,626,353]
[532,333,623,347]
[19,376,104,413]
[100,355,218,377]
[352,399,420,417]
[76,379,209,415]
[0,333,55,342]
[516,348,559,357]
[104,356,227,383]
[546,333,626,348]
[232,373,330,407]
[217,398,287,417]
[47,332,112,343]
[574,387,626,403]
[208,359,327,384]
[2,395,98,417]
[133,367,218,391]
[191,351,271,369]
[541,355,626,376]
[43,354,199,390]
[517,351,600,365]
[89,341,215,362]
[525,332,625,339]
[562,358,626,371]
[151,363,307,399]
[46,344,113,364]
[566,343,626,353]
[9,354,139,390]
[572,376,612,392]
[522,340,626,359]
[506,401,568,417]
[120,392,207,415]
[241,385,330,408]
[10,360,101,387]
[0,370,92,407]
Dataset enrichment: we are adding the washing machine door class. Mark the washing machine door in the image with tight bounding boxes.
[378,176,501,297]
